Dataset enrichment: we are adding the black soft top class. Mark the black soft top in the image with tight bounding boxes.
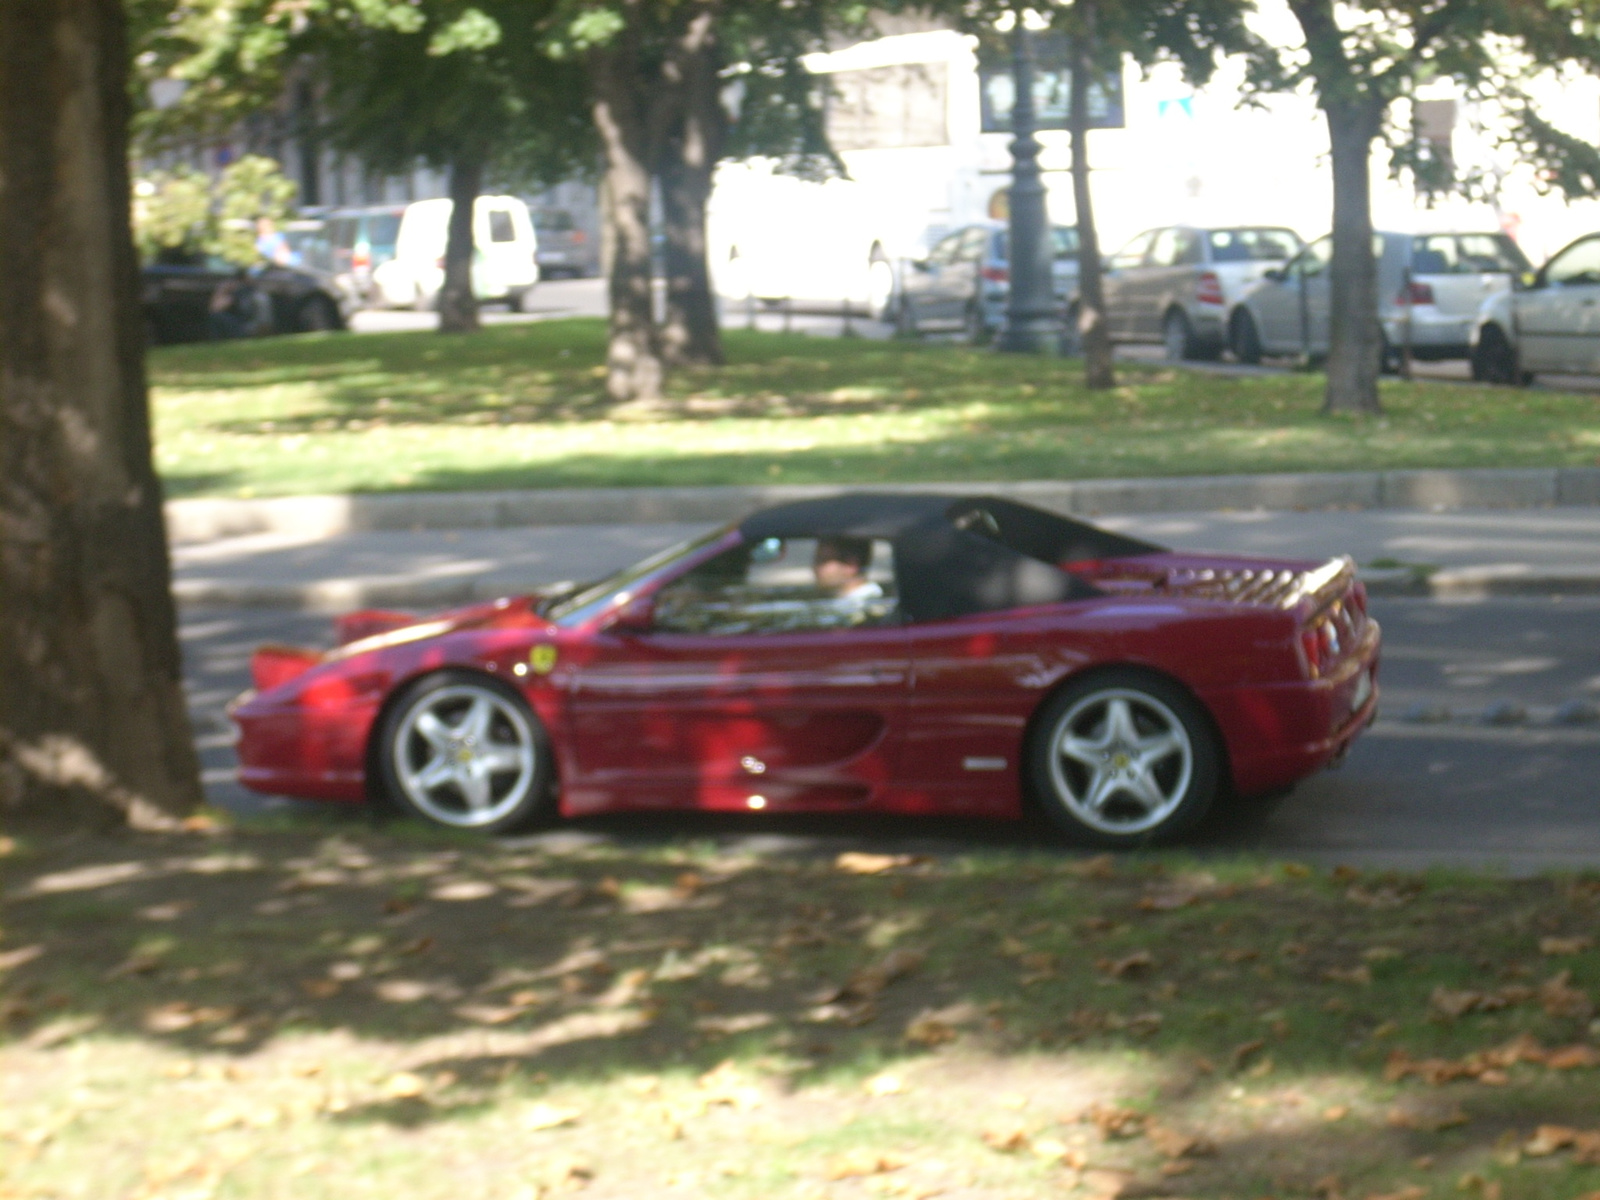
[738,493,1165,623]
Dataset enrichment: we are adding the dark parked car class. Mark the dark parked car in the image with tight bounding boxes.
[897,222,1080,342]
[142,250,349,345]
[532,207,598,278]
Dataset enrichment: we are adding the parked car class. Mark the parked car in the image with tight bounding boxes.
[311,205,406,306]
[1471,231,1600,383]
[231,492,1379,846]
[370,196,540,311]
[897,222,1080,341]
[142,250,348,345]
[531,207,597,278]
[1232,231,1530,367]
[1099,226,1303,359]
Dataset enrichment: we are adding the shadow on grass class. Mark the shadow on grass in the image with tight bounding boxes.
[5,802,1600,1196]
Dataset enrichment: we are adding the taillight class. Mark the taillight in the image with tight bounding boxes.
[352,246,370,270]
[571,230,586,244]
[1400,279,1434,305]
[1196,271,1225,305]
[981,265,1009,283]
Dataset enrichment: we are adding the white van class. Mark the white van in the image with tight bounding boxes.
[372,196,540,311]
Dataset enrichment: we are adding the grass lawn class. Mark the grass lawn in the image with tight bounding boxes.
[148,321,1600,499]
[5,818,1600,1198]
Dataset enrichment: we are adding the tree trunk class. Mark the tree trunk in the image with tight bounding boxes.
[591,27,663,405]
[1322,99,1384,414]
[1069,14,1114,389]
[660,8,725,368]
[0,0,203,829]
[437,154,482,334]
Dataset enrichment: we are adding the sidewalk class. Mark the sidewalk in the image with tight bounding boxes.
[172,505,1600,610]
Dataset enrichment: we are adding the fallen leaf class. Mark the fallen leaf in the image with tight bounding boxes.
[1386,1106,1469,1132]
[522,1103,581,1131]
[1523,1124,1578,1156]
[835,852,917,875]
[1363,1188,1425,1200]
[823,1151,908,1180]
[1096,950,1154,979]
[1322,965,1373,986]
[1083,1103,1146,1139]
[1231,1038,1267,1070]
[980,1122,1031,1152]
[1539,971,1594,1019]
[1145,1121,1215,1159]
[904,1015,958,1047]
[300,978,340,999]
[1070,854,1116,879]
[1540,935,1594,956]
[1544,1044,1600,1070]
[1323,1104,1350,1121]
[383,1072,427,1100]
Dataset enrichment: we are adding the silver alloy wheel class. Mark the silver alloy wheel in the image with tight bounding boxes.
[390,683,538,829]
[1046,688,1194,835]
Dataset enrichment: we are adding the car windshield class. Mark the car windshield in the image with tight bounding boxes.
[541,525,733,627]
[536,209,575,232]
[1207,228,1302,263]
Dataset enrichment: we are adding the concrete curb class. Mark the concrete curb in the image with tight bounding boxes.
[165,466,1600,544]
[177,565,1600,611]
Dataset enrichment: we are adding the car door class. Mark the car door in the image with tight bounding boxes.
[1516,235,1600,373]
[1102,230,1155,338]
[1131,226,1189,339]
[563,536,909,812]
[944,226,990,323]
[910,231,965,324]
[1252,237,1327,353]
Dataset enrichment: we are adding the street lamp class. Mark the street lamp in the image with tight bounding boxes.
[998,9,1062,355]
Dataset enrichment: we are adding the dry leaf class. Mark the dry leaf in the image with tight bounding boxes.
[1323,1105,1350,1121]
[1386,1106,1468,1132]
[1071,854,1116,879]
[522,1103,582,1131]
[835,852,917,875]
[1544,1044,1600,1070]
[1097,950,1154,979]
[1523,1125,1578,1156]
[823,1151,908,1180]
[980,1122,1031,1152]
[1322,965,1373,986]
[1145,1121,1215,1159]
[1363,1188,1425,1200]
[1540,935,1593,955]
[1084,1103,1147,1139]
[1539,971,1594,1019]
[1231,1038,1267,1070]
[382,1072,427,1100]
[904,1016,958,1047]
[864,1072,907,1097]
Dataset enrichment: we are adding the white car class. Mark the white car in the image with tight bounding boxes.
[1472,232,1600,383]
[1232,231,1530,367]
[371,196,540,312]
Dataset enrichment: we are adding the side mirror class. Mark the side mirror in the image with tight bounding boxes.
[1263,267,1286,284]
[910,258,932,273]
[607,593,655,634]
[1516,270,1539,292]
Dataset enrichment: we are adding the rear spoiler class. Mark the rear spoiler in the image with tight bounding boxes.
[251,644,321,692]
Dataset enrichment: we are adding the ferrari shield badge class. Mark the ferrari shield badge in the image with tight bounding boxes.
[529,643,558,675]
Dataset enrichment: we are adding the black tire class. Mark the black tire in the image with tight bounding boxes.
[962,298,989,345]
[508,286,534,313]
[1026,668,1220,848]
[1471,324,1526,385]
[1230,309,1262,365]
[374,670,556,834]
[297,294,340,334]
[1162,308,1196,361]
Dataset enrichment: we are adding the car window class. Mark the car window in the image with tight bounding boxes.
[488,209,517,244]
[1208,228,1301,263]
[535,208,575,233]
[995,226,1081,263]
[1108,230,1154,271]
[367,214,402,254]
[1545,237,1600,286]
[1454,234,1530,274]
[958,227,989,260]
[926,232,963,267]
[652,537,899,636]
[1147,228,1184,268]
[1288,236,1333,279]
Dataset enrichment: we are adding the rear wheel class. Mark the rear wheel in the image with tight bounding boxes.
[1162,309,1196,361]
[1471,324,1528,385]
[375,671,554,834]
[1230,309,1262,364]
[1027,669,1219,847]
[297,294,340,333]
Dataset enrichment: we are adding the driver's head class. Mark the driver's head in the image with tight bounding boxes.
[813,536,871,594]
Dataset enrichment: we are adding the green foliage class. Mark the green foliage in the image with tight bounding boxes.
[132,154,297,266]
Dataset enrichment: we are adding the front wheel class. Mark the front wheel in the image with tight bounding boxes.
[298,294,340,333]
[1027,669,1220,847]
[1471,324,1528,385]
[375,671,555,833]
[1230,309,1262,365]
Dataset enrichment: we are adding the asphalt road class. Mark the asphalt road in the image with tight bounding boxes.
[183,594,1600,871]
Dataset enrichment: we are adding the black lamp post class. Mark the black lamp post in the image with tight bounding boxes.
[997,9,1062,354]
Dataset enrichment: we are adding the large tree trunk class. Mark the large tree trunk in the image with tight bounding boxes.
[660,7,725,368]
[437,154,482,334]
[591,23,663,405]
[0,0,203,829]
[1069,14,1114,388]
[1323,99,1384,414]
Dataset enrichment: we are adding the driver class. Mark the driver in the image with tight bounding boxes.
[813,536,883,601]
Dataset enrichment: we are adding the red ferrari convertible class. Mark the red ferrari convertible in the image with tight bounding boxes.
[231,494,1380,845]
